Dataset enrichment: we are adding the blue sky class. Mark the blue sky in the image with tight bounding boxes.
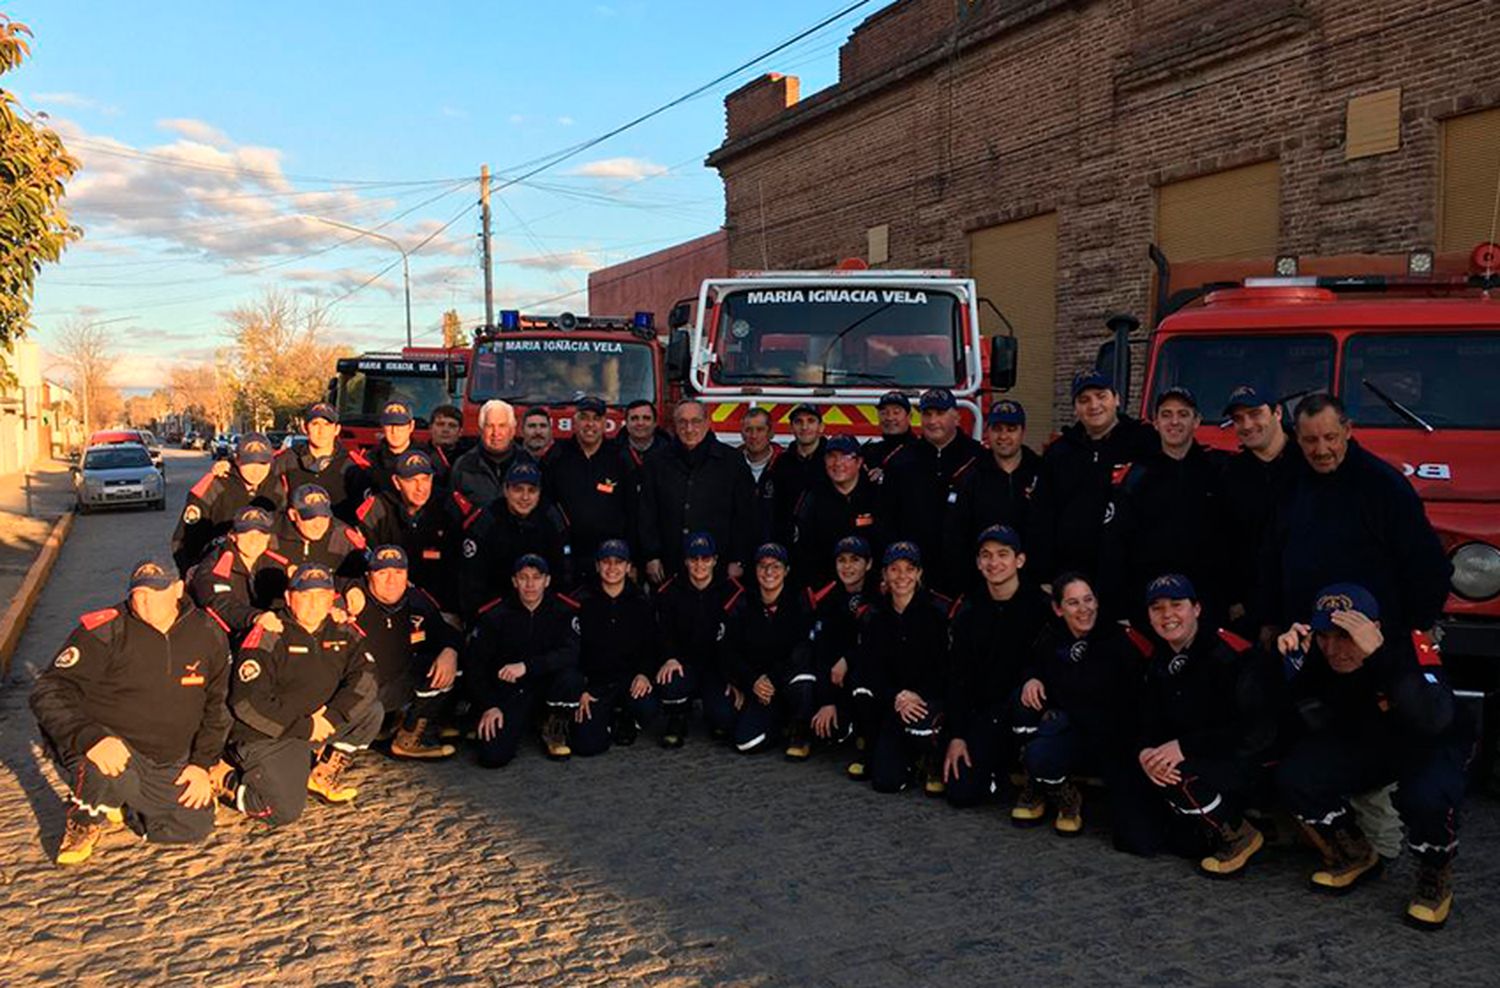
[9,1,862,387]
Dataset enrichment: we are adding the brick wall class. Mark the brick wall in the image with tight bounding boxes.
[709,0,1500,426]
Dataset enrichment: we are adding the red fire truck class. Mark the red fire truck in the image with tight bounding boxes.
[329,347,469,452]
[664,261,1016,441]
[462,311,665,439]
[1122,242,1500,683]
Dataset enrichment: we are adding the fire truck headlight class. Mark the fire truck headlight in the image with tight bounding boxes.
[1451,542,1500,601]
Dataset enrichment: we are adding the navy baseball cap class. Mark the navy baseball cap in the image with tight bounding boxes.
[306,402,339,424]
[917,388,956,412]
[1154,386,1198,412]
[380,400,414,426]
[595,538,631,562]
[236,433,275,465]
[394,450,434,479]
[976,524,1021,551]
[1223,384,1269,416]
[883,540,922,567]
[291,484,333,518]
[288,562,336,592]
[986,400,1026,427]
[128,559,174,592]
[576,395,607,416]
[825,435,860,456]
[789,402,822,421]
[368,545,409,572]
[1145,573,1198,605]
[755,542,789,565]
[1311,583,1380,631]
[684,532,717,559]
[834,535,871,560]
[233,506,275,534]
[877,391,911,411]
[504,461,542,488]
[513,553,549,575]
[1071,370,1113,400]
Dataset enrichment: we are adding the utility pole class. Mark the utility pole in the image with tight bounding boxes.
[480,164,495,330]
[307,216,412,346]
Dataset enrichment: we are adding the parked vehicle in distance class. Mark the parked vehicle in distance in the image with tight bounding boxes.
[266,430,290,449]
[73,443,165,513]
[280,434,308,452]
[88,428,164,475]
[181,431,202,449]
[211,434,237,460]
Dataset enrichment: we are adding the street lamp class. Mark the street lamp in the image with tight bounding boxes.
[308,216,413,346]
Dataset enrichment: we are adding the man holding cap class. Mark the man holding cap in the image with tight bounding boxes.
[31,560,232,865]
[1272,583,1471,929]
[1029,369,1157,583]
[1134,573,1278,874]
[542,395,632,563]
[1217,385,1295,632]
[769,403,828,543]
[861,391,916,484]
[189,506,291,646]
[458,460,572,620]
[791,434,882,591]
[365,399,422,496]
[356,546,460,760]
[878,388,985,594]
[213,562,381,825]
[356,450,466,614]
[174,432,279,575]
[946,400,1040,591]
[463,554,583,765]
[568,539,662,754]
[267,402,371,524]
[277,484,369,587]
[655,532,744,747]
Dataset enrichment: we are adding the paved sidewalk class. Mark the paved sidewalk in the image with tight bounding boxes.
[0,460,74,622]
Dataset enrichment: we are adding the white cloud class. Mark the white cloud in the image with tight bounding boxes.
[508,114,525,125]
[557,116,575,127]
[29,91,120,116]
[440,106,468,119]
[568,157,669,181]
[509,250,599,271]
[156,118,235,149]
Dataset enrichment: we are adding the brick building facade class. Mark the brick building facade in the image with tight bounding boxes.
[706,0,1500,435]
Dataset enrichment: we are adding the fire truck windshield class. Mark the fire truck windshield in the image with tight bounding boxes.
[710,287,963,387]
[468,339,656,406]
[1341,331,1500,429]
[1150,334,1336,417]
[335,372,454,427]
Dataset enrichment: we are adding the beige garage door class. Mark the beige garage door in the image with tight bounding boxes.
[1157,161,1281,261]
[968,212,1058,438]
[1439,107,1500,253]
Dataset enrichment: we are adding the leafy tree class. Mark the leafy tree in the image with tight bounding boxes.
[441,308,464,348]
[1,15,80,348]
[222,290,350,429]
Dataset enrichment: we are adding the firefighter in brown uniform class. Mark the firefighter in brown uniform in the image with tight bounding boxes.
[189,505,291,645]
[209,563,381,826]
[275,483,369,587]
[31,561,232,865]
[172,431,278,575]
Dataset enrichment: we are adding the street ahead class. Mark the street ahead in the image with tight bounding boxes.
[1,450,1497,986]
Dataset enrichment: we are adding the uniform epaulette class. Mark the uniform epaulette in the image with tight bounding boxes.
[264,550,289,565]
[211,551,235,578]
[946,593,966,620]
[1412,630,1442,667]
[477,595,506,616]
[204,607,230,633]
[556,592,581,610]
[462,507,484,530]
[348,448,372,469]
[951,457,978,483]
[658,575,678,593]
[722,583,746,612]
[79,607,121,632]
[552,503,572,527]
[189,471,218,499]
[346,620,367,639]
[1215,628,1253,653]
[1124,625,1155,658]
[809,580,838,607]
[415,586,443,611]
[355,495,376,523]
[344,525,367,550]
[1110,462,1134,487]
[241,623,271,650]
[854,602,873,619]
[451,490,473,516]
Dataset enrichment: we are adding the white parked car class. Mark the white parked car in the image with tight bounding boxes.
[74,443,166,513]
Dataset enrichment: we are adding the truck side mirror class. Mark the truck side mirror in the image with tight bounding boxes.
[668,302,693,331]
[665,329,690,382]
[988,335,1018,390]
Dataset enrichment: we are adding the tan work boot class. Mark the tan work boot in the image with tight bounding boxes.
[56,811,105,866]
[1301,819,1382,893]
[390,718,457,760]
[1406,859,1454,931]
[1011,780,1047,825]
[307,750,359,803]
[542,712,572,761]
[1199,819,1265,878]
[1053,782,1083,835]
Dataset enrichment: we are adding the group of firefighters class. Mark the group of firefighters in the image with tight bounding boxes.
[30,370,1473,930]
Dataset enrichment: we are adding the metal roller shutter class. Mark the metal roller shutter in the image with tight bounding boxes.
[1439,107,1500,253]
[1156,161,1281,261]
[968,212,1058,438]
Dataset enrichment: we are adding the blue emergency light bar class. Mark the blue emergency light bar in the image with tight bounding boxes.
[499,310,521,331]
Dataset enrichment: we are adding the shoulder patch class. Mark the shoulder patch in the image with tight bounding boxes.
[211,551,235,579]
[1216,628,1253,653]
[79,607,121,632]
[237,658,262,683]
[53,645,82,669]
[1124,625,1155,658]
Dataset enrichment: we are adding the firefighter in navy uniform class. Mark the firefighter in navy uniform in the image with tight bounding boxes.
[463,554,583,766]
[458,460,572,619]
[860,391,916,484]
[356,450,466,615]
[209,563,382,827]
[1273,584,1472,930]
[877,388,985,595]
[1218,385,1296,634]
[654,532,743,747]
[853,542,956,796]
[275,483,369,587]
[426,403,473,489]
[944,401,1041,591]
[790,435,881,591]
[739,407,779,549]
[172,432,278,575]
[542,396,632,562]
[1028,370,1158,582]
[357,546,460,760]
[188,506,291,645]
[1134,574,1278,874]
[717,543,818,759]
[567,540,663,755]
[807,535,877,779]
[942,525,1052,808]
[769,403,828,544]
[363,399,424,497]
[266,402,371,523]
[30,561,232,865]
